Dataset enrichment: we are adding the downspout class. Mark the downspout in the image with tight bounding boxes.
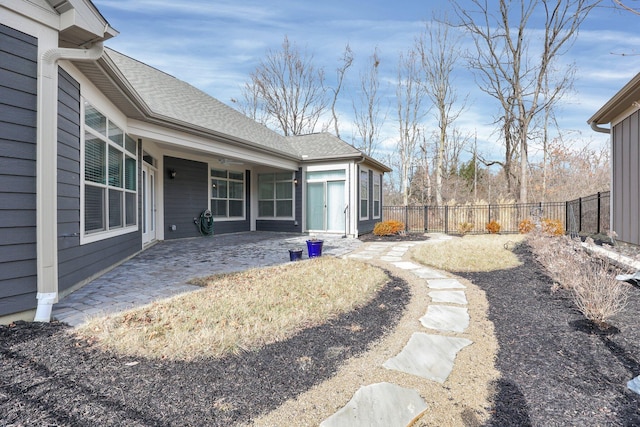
[34,42,104,322]
[590,121,610,134]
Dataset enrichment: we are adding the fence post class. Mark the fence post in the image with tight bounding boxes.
[565,201,568,234]
[578,197,582,234]
[445,205,449,234]
[596,192,601,235]
[424,205,428,232]
[405,206,409,232]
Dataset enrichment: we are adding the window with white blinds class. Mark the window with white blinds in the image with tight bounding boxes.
[83,102,137,242]
[258,172,294,218]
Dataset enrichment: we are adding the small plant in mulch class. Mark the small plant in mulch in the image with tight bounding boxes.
[485,220,501,234]
[519,218,563,236]
[373,220,405,236]
[518,218,535,234]
[457,222,474,235]
[527,231,629,330]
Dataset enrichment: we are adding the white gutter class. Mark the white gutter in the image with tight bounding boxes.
[590,121,610,134]
[34,42,104,322]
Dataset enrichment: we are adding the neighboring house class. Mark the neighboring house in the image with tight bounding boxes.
[588,73,640,247]
[0,0,390,323]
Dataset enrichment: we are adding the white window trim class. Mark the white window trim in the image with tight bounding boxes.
[257,172,295,220]
[373,172,381,219]
[210,167,246,221]
[359,169,369,220]
[80,101,138,245]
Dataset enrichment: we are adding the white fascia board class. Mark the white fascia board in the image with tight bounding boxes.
[0,0,60,30]
[127,119,300,171]
[2,2,59,33]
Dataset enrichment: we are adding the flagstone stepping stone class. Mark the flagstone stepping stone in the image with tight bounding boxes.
[320,382,427,427]
[388,250,407,257]
[383,333,473,383]
[429,290,468,305]
[427,278,466,289]
[628,376,640,395]
[412,267,448,279]
[420,305,469,332]
[348,254,374,260]
[392,261,421,270]
[381,256,404,262]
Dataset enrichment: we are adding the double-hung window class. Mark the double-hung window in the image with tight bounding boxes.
[83,102,137,241]
[373,174,381,218]
[360,170,369,219]
[211,169,244,218]
[258,172,294,218]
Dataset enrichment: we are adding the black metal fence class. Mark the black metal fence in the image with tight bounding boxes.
[565,191,610,237]
[383,191,610,236]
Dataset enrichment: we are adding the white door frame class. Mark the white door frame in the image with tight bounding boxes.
[142,163,157,245]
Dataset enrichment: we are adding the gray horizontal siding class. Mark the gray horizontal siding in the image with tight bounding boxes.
[164,156,209,239]
[163,157,252,237]
[256,220,300,233]
[0,23,38,317]
[56,68,141,294]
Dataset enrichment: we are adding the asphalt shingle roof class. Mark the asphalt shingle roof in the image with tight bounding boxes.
[286,133,361,160]
[104,48,295,157]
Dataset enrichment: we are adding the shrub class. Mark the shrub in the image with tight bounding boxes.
[541,218,564,236]
[519,219,535,234]
[527,232,629,328]
[457,222,474,235]
[485,220,501,234]
[373,220,405,236]
[572,259,629,327]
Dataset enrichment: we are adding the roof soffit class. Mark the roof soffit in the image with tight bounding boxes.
[589,72,640,125]
[46,0,118,46]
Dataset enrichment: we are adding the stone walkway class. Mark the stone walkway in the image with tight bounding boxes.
[321,235,474,427]
[52,231,476,426]
[52,232,362,326]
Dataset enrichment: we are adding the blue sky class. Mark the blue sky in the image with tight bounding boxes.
[93,0,640,163]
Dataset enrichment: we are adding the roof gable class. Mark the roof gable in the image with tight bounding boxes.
[102,48,297,157]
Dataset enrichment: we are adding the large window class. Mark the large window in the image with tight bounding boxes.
[360,170,369,219]
[258,172,294,218]
[373,174,381,218]
[211,169,244,218]
[83,102,137,240]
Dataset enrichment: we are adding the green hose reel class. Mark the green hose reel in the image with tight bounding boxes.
[196,209,214,236]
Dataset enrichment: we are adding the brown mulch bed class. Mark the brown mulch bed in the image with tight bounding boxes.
[0,273,410,426]
[458,242,640,426]
[4,238,640,426]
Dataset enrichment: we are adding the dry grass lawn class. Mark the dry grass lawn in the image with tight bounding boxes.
[77,257,388,361]
[411,234,525,272]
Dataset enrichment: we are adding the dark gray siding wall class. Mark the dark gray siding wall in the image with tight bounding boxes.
[612,112,640,246]
[0,24,38,316]
[164,156,209,239]
[164,156,251,237]
[358,169,378,234]
[57,68,141,292]
[256,168,302,233]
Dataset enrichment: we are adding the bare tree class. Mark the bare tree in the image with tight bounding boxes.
[612,0,640,14]
[416,17,467,206]
[454,0,599,202]
[352,48,386,157]
[396,49,428,206]
[240,36,328,136]
[328,44,354,139]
